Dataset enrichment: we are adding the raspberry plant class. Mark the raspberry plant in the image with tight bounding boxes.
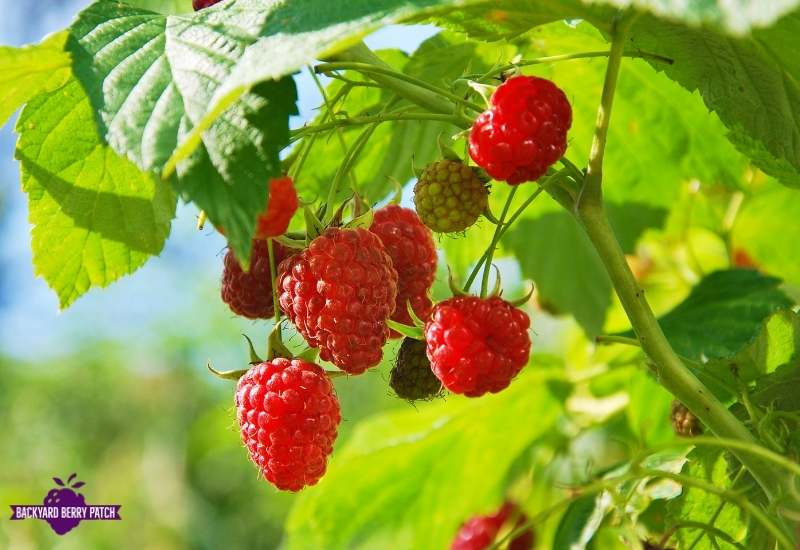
[3,0,800,548]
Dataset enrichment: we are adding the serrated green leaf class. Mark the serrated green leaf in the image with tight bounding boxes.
[653,270,792,362]
[285,366,562,550]
[0,31,71,127]
[705,309,800,386]
[67,0,297,263]
[666,447,748,550]
[15,79,176,308]
[429,0,800,38]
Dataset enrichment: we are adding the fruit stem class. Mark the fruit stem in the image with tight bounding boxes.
[267,238,281,324]
[594,334,640,347]
[315,61,484,114]
[290,111,465,140]
[577,13,635,213]
[471,49,673,81]
[573,9,794,517]
[463,180,552,292]
[479,187,517,297]
[324,42,474,127]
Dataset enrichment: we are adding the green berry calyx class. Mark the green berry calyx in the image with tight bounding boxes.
[413,159,489,233]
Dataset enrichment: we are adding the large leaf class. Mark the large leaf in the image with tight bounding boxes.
[285,364,562,549]
[15,78,176,308]
[0,31,71,127]
[655,269,793,362]
[666,447,748,549]
[68,0,297,263]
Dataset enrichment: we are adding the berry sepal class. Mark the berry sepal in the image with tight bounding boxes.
[387,319,424,341]
[509,283,535,307]
[206,363,250,381]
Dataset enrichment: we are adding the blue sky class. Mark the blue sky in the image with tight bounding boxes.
[0,0,437,360]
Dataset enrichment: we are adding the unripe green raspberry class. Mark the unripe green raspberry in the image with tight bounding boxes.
[390,338,442,401]
[413,159,489,233]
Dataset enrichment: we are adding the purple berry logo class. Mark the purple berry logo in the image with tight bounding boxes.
[10,473,121,535]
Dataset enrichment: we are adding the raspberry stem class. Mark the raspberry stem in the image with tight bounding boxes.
[470,49,673,82]
[463,179,553,293]
[291,111,465,141]
[572,10,796,519]
[315,61,484,114]
[267,238,281,323]
[480,187,517,297]
[325,42,474,127]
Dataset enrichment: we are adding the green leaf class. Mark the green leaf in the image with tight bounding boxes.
[666,447,748,550]
[285,365,562,550]
[506,211,611,337]
[654,270,792,362]
[15,79,176,308]
[705,309,800,386]
[553,495,606,549]
[732,183,800,287]
[0,31,71,127]
[504,202,660,337]
[430,0,800,38]
[67,0,297,263]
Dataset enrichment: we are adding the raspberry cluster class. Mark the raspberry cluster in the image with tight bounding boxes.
[389,338,442,401]
[235,358,341,491]
[414,159,488,233]
[221,240,293,319]
[452,501,534,550]
[278,228,398,374]
[469,75,572,184]
[370,205,437,330]
[425,296,531,397]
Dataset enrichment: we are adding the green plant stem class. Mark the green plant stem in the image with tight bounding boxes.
[638,468,793,550]
[595,335,641,347]
[572,10,793,511]
[315,61,483,114]
[323,42,474,127]
[463,184,547,292]
[308,65,359,191]
[291,111,464,140]
[636,437,800,478]
[479,187,518,297]
[665,521,747,550]
[323,123,378,224]
[266,239,280,323]
[474,49,673,80]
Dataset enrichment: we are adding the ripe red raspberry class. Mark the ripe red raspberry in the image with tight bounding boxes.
[221,239,293,319]
[426,296,531,397]
[235,358,341,492]
[256,176,299,238]
[216,176,298,238]
[370,205,437,333]
[414,159,489,233]
[469,75,572,184]
[193,0,223,10]
[452,501,534,550]
[278,228,398,374]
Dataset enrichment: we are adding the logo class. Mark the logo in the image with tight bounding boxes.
[9,474,122,535]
